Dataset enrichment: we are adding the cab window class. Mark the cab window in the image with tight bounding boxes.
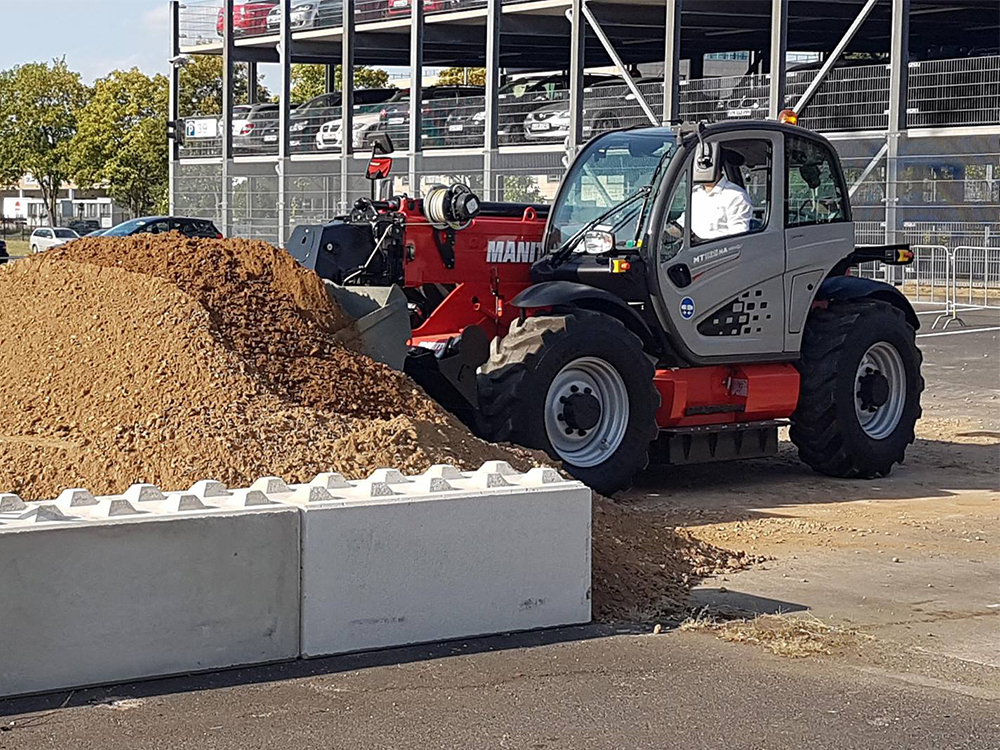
[687,138,773,246]
[786,135,848,228]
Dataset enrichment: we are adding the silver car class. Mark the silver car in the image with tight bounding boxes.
[29,227,79,253]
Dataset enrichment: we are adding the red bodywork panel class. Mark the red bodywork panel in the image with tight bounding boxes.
[654,364,800,429]
[402,200,545,343]
[396,198,801,427]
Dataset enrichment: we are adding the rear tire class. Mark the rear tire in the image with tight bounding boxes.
[478,310,659,495]
[791,300,923,478]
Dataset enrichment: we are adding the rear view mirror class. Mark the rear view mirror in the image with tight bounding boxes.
[692,141,721,184]
[582,230,615,255]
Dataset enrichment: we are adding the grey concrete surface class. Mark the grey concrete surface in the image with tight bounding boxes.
[1,630,997,750]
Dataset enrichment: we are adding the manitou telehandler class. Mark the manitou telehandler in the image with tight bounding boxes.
[289,118,922,494]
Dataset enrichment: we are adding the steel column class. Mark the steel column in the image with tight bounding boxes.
[409,0,425,194]
[277,0,292,247]
[168,0,180,215]
[662,0,682,124]
[221,0,235,237]
[568,0,585,155]
[885,0,910,248]
[248,62,259,103]
[793,0,879,115]
[767,0,788,119]
[483,0,501,200]
[341,0,355,210]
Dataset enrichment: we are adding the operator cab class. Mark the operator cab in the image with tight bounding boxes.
[534,121,855,366]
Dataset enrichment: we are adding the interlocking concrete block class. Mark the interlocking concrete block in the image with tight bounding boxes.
[299,464,591,658]
[0,505,300,698]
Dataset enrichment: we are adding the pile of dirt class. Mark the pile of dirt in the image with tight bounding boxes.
[0,233,748,621]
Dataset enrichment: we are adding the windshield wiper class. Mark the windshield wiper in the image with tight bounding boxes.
[553,186,652,263]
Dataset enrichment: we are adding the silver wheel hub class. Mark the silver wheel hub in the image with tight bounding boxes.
[544,356,629,468]
[854,342,907,440]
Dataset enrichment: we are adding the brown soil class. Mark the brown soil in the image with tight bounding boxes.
[0,233,750,621]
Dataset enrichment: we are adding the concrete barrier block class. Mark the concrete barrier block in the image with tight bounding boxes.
[124,483,167,503]
[299,464,591,658]
[55,488,97,508]
[188,479,231,499]
[0,504,300,698]
[310,472,352,490]
[0,493,26,512]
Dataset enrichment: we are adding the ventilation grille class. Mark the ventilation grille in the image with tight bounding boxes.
[698,289,774,337]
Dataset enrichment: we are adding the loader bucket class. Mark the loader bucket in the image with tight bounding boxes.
[325,282,410,371]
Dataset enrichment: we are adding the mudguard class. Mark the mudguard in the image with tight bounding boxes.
[816,276,919,331]
[510,281,658,350]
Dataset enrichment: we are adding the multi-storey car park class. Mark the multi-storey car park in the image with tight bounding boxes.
[168,0,999,284]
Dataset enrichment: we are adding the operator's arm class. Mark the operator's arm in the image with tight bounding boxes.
[726,190,753,235]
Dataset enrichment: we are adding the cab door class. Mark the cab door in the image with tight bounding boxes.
[654,130,787,361]
[783,133,854,352]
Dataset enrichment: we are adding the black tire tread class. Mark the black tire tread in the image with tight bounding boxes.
[790,300,924,478]
[477,310,659,493]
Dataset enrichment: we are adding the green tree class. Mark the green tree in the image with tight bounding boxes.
[437,67,486,86]
[291,64,391,103]
[70,68,170,217]
[0,59,89,226]
[179,57,271,116]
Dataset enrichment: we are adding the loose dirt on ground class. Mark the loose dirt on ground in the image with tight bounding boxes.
[0,233,749,622]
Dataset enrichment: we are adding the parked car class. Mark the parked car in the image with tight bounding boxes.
[386,0,455,17]
[289,91,345,152]
[67,219,101,236]
[231,104,254,136]
[444,74,614,146]
[521,77,656,144]
[317,88,407,151]
[233,102,281,153]
[309,88,400,151]
[30,227,79,253]
[266,0,380,31]
[102,217,223,239]
[375,85,484,148]
[83,229,107,238]
[217,0,279,37]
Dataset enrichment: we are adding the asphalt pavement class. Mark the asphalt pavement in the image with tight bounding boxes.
[2,628,997,750]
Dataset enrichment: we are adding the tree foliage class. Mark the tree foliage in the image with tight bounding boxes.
[179,57,271,116]
[0,59,89,225]
[437,67,486,86]
[70,68,170,217]
[291,64,391,103]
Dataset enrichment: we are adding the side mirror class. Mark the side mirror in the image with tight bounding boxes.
[368,132,394,155]
[582,230,615,255]
[692,141,721,184]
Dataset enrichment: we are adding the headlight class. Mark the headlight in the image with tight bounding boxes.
[472,111,486,122]
[290,121,308,132]
[294,3,316,10]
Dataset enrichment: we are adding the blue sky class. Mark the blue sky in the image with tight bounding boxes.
[0,0,170,82]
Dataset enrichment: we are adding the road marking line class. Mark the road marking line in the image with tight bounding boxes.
[917,326,1000,339]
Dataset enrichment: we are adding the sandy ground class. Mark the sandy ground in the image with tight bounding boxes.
[622,313,1000,686]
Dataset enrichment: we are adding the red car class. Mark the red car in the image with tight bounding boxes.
[217,0,279,36]
[386,0,453,17]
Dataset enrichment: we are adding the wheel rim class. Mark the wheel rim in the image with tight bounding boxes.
[854,341,907,440]
[544,356,629,468]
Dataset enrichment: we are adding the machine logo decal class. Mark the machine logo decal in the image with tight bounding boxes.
[486,239,544,264]
[680,297,696,320]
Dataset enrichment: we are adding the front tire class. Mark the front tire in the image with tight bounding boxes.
[791,300,923,478]
[478,310,659,495]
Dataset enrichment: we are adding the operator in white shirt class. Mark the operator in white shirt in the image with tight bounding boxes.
[675,175,754,241]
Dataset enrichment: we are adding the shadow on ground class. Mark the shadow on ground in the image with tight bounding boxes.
[620,437,999,526]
